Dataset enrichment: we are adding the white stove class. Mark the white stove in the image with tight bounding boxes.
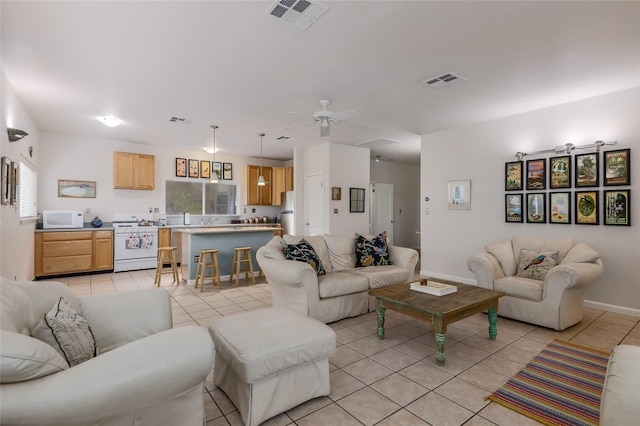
[112,213,159,272]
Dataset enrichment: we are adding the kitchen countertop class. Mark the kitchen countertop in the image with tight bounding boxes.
[174,226,281,235]
[35,223,114,232]
[165,223,280,229]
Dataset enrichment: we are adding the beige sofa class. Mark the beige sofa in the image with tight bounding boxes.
[256,234,419,323]
[0,278,214,426]
[467,235,603,330]
[600,344,640,425]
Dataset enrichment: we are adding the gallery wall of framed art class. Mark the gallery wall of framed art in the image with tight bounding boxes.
[504,147,631,226]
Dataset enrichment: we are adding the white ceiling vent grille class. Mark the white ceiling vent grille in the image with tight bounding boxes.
[266,0,328,31]
[169,116,191,124]
[422,72,466,89]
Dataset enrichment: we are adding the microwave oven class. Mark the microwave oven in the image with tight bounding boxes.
[42,210,84,229]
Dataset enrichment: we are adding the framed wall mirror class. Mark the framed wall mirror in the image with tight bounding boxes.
[349,187,365,213]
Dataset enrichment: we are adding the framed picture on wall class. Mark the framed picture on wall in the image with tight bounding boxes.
[58,180,96,198]
[549,156,571,189]
[505,161,523,191]
[604,149,630,186]
[526,193,546,223]
[213,162,222,180]
[200,160,211,179]
[447,180,471,210]
[349,188,365,213]
[505,194,523,223]
[188,159,199,178]
[549,192,571,224]
[175,158,187,177]
[1,157,10,205]
[604,189,630,226]
[526,159,546,190]
[575,190,599,225]
[223,163,233,180]
[575,153,599,188]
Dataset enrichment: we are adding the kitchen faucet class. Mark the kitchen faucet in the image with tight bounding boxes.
[207,217,219,225]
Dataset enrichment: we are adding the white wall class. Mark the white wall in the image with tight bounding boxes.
[370,159,420,248]
[421,87,640,313]
[38,133,286,221]
[1,72,39,280]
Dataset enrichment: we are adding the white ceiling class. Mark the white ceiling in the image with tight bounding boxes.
[2,1,639,164]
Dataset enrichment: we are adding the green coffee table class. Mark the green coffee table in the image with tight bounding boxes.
[368,280,505,366]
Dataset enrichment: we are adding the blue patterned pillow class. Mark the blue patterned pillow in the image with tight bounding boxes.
[355,232,393,267]
[282,239,326,275]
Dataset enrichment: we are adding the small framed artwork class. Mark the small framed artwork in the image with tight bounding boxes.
[604,149,630,186]
[575,190,599,225]
[175,158,187,177]
[349,188,365,213]
[526,159,546,190]
[603,189,630,226]
[213,162,222,180]
[505,161,523,191]
[332,187,341,200]
[223,162,233,180]
[200,160,211,179]
[188,159,199,178]
[549,156,571,189]
[1,157,10,205]
[447,180,471,210]
[9,162,18,205]
[549,192,571,224]
[505,194,523,223]
[575,153,599,188]
[526,193,546,223]
[58,179,96,198]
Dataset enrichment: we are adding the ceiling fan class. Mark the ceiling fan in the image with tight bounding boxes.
[283,99,362,137]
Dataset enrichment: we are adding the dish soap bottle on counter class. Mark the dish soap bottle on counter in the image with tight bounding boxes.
[184,212,190,225]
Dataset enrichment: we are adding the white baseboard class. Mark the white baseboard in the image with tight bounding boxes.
[584,300,640,317]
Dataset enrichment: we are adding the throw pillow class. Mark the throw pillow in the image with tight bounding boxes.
[282,239,326,276]
[31,297,97,367]
[515,249,559,280]
[355,232,393,267]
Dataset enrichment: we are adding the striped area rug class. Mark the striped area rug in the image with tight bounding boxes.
[487,339,610,426]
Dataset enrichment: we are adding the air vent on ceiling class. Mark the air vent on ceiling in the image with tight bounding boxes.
[422,72,466,89]
[266,0,328,31]
[276,136,291,140]
[169,116,191,124]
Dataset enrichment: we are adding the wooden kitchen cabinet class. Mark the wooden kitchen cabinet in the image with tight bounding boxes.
[244,165,273,205]
[285,166,294,191]
[35,230,114,277]
[113,151,155,190]
[93,230,114,271]
[271,166,286,205]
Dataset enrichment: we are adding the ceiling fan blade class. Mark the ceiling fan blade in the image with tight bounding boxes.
[282,121,315,131]
[333,109,360,121]
[320,122,330,137]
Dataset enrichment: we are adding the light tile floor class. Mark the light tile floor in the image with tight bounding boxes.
[60,270,640,426]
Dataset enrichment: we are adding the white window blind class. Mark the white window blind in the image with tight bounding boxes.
[19,161,36,218]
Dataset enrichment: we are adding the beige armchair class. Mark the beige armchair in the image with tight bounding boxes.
[1,278,214,426]
[467,235,603,330]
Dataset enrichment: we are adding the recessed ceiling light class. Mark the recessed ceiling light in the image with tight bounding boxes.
[204,147,219,154]
[98,116,123,127]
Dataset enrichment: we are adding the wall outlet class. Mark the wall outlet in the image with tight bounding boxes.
[193,255,199,264]
[85,207,91,214]
[334,208,338,214]
[154,207,160,213]
[252,208,256,213]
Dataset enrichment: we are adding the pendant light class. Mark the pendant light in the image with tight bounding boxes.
[257,133,266,186]
[210,125,219,183]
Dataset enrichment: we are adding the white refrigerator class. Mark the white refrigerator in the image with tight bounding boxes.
[280,191,295,236]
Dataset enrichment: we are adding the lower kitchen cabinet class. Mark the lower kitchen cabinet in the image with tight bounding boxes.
[35,230,114,277]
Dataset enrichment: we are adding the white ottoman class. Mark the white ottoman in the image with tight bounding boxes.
[208,307,336,426]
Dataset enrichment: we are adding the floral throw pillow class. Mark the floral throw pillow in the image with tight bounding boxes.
[282,239,326,276]
[355,232,393,267]
[31,297,98,367]
[515,249,559,280]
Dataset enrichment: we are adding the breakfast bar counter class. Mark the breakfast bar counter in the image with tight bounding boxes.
[174,226,281,285]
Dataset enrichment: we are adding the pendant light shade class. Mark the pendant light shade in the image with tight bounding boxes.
[258,133,266,186]
[210,125,219,183]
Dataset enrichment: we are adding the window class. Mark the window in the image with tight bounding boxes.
[166,181,236,215]
[19,161,37,218]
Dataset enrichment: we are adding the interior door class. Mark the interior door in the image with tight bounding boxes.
[371,182,394,244]
[304,173,324,236]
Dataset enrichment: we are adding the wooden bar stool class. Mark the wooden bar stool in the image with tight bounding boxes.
[155,247,179,287]
[195,249,222,292]
[229,246,255,286]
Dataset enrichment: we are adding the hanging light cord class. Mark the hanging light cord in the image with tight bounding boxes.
[211,125,219,182]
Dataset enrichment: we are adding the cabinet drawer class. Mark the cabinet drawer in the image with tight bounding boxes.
[41,231,93,242]
[42,240,93,257]
[42,255,93,274]
[95,230,113,239]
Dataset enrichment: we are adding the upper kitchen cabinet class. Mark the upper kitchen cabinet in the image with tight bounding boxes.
[244,165,272,205]
[271,166,286,205]
[113,151,155,190]
[285,166,294,191]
